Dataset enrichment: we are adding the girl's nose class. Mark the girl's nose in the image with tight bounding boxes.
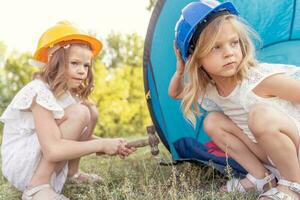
[223,46,234,58]
[77,65,85,74]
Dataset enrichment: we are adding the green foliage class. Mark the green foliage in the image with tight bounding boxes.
[103,33,144,68]
[91,62,151,137]
[90,32,151,136]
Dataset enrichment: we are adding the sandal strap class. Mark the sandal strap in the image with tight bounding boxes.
[246,173,275,193]
[225,173,275,194]
[226,178,246,192]
[259,187,296,200]
[278,179,300,194]
[24,184,51,196]
[264,165,282,180]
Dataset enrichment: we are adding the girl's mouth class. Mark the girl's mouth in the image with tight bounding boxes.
[223,62,235,68]
[72,77,83,81]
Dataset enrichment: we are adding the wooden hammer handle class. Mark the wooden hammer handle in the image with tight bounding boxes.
[126,139,149,148]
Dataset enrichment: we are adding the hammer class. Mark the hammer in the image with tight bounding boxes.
[126,125,160,155]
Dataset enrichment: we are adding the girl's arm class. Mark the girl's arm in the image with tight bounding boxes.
[168,42,185,99]
[31,100,121,162]
[253,73,300,103]
[168,71,184,99]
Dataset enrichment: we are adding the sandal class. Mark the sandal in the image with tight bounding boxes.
[22,184,69,200]
[258,179,300,200]
[224,173,276,193]
[67,171,103,184]
[264,165,282,180]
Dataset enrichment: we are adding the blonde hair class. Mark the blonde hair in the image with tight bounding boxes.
[35,42,94,100]
[181,14,258,127]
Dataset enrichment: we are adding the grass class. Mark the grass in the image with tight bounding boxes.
[0,143,258,200]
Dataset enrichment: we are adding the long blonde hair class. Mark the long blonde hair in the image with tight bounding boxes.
[35,43,94,100]
[181,14,258,127]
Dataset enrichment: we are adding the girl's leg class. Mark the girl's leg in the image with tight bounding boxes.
[67,104,98,177]
[28,103,90,188]
[204,112,273,191]
[248,104,300,198]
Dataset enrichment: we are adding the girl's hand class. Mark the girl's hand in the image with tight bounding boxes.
[117,140,136,159]
[173,41,185,75]
[100,138,124,155]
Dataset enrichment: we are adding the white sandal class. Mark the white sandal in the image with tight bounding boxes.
[258,179,300,200]
[67,171,103,184]
[22,184,69,200]
[225,173,275,193]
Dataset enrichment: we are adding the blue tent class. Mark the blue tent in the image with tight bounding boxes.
[143,0,300,175]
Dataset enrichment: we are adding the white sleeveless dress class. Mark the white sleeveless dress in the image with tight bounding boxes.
[0,79,76,192]
[200,63,300,143]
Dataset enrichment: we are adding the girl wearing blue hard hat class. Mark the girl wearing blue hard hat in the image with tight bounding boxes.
[169,0,300,199]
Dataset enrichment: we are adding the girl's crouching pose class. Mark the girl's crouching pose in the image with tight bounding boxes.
[0,21,135,200]
[169,1,300,199]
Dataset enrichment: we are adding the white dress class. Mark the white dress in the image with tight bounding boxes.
[0,79,77,192]
[201,63,300,143]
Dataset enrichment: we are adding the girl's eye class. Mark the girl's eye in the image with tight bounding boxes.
[71,61,78,66]
[84,64,90,68]
[211,45,220,52]
[231,40,240,46]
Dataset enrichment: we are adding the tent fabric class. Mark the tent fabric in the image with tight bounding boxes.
[143,0,300,175]
[174,137,247,174]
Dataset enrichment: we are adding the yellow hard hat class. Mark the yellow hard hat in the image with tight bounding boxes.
[33,21,103,63]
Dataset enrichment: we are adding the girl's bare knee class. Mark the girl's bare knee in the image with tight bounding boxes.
[248,104,279,138]
[204,112,226,136]
[65,103,91,126]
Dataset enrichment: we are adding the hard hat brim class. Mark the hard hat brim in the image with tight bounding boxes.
[33,34,103,64]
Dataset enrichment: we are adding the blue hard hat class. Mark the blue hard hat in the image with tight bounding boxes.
[175,0,238,61]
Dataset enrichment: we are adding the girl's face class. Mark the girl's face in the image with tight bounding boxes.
[66,45,93,89]
[199,21,243,80]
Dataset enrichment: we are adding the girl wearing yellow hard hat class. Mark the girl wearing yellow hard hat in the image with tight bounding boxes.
[0,21,135,200]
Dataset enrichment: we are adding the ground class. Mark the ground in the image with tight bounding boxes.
[0,143,257,200]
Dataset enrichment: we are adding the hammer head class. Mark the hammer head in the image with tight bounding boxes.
[147,125,160,155]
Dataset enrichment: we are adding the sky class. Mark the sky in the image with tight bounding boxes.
[0,0,151,53]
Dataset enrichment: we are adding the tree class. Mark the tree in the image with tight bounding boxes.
[91,60,151,137]
[92,32,151,136]
[103,32,144,68]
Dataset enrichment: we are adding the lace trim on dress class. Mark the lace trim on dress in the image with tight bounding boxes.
[240,63,288,111]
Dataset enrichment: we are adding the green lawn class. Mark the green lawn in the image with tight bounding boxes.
[0,143,257,200]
